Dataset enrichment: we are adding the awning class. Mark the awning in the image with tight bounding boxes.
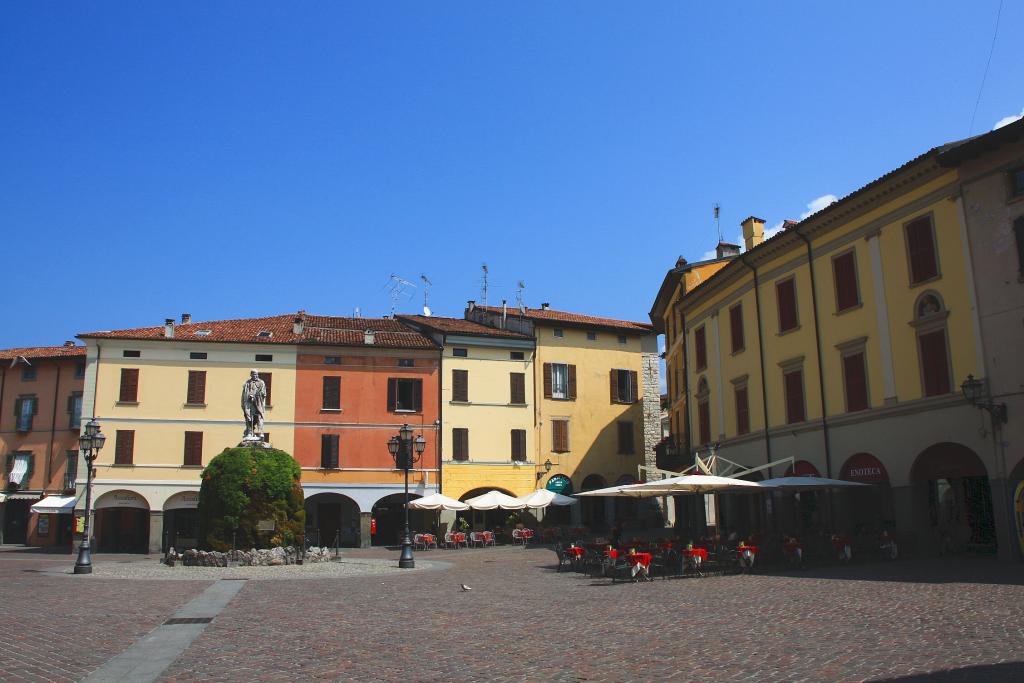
[31,495,77,514]
[6,492,41,501]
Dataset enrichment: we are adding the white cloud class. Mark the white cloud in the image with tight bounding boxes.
[800,194,838,219]
[699,248,718,261]
[993,108,1024,130]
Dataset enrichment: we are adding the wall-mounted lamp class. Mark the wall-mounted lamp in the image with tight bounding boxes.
[536,458,553,481]
[961,374,1008,425]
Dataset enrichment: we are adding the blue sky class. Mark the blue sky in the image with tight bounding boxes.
[2,2,1021,347]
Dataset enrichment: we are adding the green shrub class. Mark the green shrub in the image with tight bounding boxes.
[197,447,305,551]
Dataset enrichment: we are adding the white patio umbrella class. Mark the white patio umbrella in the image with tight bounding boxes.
[577,474,766,497]
[758,476,869,491]
[516,489,578,509]
[463,490,527,510]
[408,493,470,511]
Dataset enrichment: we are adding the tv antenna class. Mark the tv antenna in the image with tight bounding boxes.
[420,274,433,316]
[516,280,526,314]
[353,307,361,318]
[480,263,489,308]
[714,203,722,243]
[384,274,416,317]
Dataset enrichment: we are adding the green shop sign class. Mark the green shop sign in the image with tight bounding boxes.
[545,474,573,495]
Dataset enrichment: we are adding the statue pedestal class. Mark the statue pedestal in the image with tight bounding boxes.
[238,436,272,449]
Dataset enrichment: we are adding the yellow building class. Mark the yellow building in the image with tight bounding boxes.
[664,125,1023,556]
[398,315,537,511]
[649,245,736,462]
[78,315,301,553]
[467,303,661,529]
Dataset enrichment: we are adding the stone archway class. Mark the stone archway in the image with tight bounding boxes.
[370,492,425,546]
[580,474,608,530]
[304,492,360,548]
[94,490,150,553]
[911,443,995,552]
[162,491,200,551]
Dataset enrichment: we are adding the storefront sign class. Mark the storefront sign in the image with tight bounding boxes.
[545,474,573,495]
[164,492,200,510]
[37,516,50,535]
[257,519,276,532]
[95,491,148,509]
[785,460,821,478]
[839,453,889,484]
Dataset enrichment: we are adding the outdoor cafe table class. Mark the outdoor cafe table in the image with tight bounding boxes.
[565,546,585,558]
[626,552,653,580]
[452,532,467,547]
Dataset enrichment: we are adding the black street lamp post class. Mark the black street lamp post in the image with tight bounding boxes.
[74,418,106,575]
[387,423,426,569]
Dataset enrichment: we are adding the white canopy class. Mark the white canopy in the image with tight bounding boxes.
[577,474,765,498]
[759,476,869,491]
[515,489,577,509]
[407,493,470,511]
[30,495,77,514]
[463,490,527,510]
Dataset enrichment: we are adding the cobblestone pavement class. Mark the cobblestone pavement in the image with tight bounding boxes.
[2,547,1023,682]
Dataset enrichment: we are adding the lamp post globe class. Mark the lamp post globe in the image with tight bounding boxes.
[74,418,105,575]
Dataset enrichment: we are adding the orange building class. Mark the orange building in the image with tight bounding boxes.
[293,315,440,548]
[0,342,86,548]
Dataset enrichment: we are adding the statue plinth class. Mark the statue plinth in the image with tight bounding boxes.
[239,435,272,449]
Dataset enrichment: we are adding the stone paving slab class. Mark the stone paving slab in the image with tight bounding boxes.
[2,547,1024,682]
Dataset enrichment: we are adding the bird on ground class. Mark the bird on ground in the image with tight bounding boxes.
[460,584,472,591]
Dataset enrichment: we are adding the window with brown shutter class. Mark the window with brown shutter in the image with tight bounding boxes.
[617,421,634,455]
[119,368,139,402]
[511,429,527,461]
[452,428,469,461]
[322,376,341,410]
[832,250,860,312]
[452,369,469,402]
[183,431,203,467]
[776,278,798,333]
[905,215,939,284]
[320,434,339,468]
[734,386,750,435]
[784,369,805,424]
[842,352,869,412]
[611,369,638,403]
[509,373,526,404]
[918,330,951,396]
[729,303,744,353]
[694,326,707,371]
[257,372,272,406]
[389,378,423,412]
[542,363,553,399]
[551,419,569,453]
[567,364,577,400]
[114,430,135,465]
[697,399,710,445]
[186,371,207,405]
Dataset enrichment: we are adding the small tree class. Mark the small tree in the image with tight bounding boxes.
[197,447,305,551]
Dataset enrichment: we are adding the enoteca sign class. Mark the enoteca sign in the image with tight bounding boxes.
[95,490,148,509]
[840,453,889,484]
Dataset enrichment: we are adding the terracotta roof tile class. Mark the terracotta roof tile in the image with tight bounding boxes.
[0,344,87,360]
[79,313,436,349]
[475,306,654,334]
[397,315,533,340]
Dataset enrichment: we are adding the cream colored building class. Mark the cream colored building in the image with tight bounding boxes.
[398,315,536,506]
[78,315,300,553]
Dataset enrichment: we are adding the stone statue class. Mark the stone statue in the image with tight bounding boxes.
[241,370,267,441]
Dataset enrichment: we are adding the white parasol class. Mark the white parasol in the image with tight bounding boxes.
[463,490,527,510]
[407,493,470,511]
[516,489,578,509]
[577,474,766,497]
[758,476,869,491]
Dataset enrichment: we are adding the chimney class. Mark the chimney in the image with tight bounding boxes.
[741,216,766,251]
[293,313,304,335]
[715,242,740,259]
[364,329,375,345]
[501,299,507,328]
[164,318,175,338]
[180,313,192,324]
[675,256,688,269]
[63,340,75,348]
[541,302,550,310]
[467,300,476,312]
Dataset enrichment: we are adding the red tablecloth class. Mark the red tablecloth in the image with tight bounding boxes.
[604,549,619,560]
[566,546,584,558]
[626,553,652,568]
[682,548,707,561]
[783,542,803,551]
[658,542,674,551]
[453,532,466,544]
[521,528,534,539]
[736,545,758,555]
[421,534,435,545]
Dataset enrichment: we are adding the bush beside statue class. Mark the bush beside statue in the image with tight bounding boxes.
[197,446,306,551]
